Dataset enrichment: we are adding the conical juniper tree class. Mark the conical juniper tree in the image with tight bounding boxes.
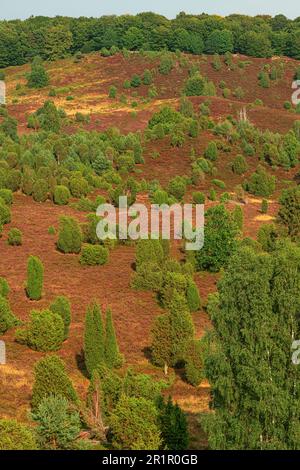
[104,308,123,369]
[84,302,105,377]
[202,242,300,450]
[152,291,194,375]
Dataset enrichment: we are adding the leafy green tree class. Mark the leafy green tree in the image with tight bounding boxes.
[45,26,73,60]
[32,395,81,450]
[205,30,233,54]
[278,187,300,239]
[158,396,189,450]
[152,292,194,373]
[186,280,201,312]
[185,340,204,387]
[84,302,105,377]
[104,308,123,369]
[110,395,162,450]
[27,57,49,89]
[245,165,276,197]
[238,31,272,58]
[232,154,248,175]
[26,255,44,300]
[54,185,71,206]
[0,419,37,450]
[32,355,78,411]
[50,296,71,340]
[202,243,300,449]
[196,205,238,272]
[184,73,205,96]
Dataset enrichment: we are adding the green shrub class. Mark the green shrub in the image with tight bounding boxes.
[0,296,19,335]
[204,141,218,161]
[0,200,11,225]
[184,73,205,96]
[143,69,153,85]
[167,176,186,200]
[192,192,205,204]
[261,199,268,214]
[130,75,142,87]
[54,185,71,206]
[16,309,64,352]
[159,55,174,75]
[186,281,201,312]
[232,154,248,175]
[69,177,89,198]
[109,85,117,98]
[57,216,82,254]
[185,340,203,387]
[48,226,56,235]
[0,189,13,205]
[32,179,48,202]
[50,296,71,340]
[245,165,276,197]
[0,419,37,450]
[80,244,109,266]
[26,256,44,300]
[31,355,78,411]
[212,179,226,189]
[0,278,9,298]
[7,228,22,246]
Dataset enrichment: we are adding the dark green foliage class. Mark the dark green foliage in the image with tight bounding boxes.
[57,216,82,254]
[50,296,71,340]
[278,187,300,239]
[110,395,162,450]
[185,340,204,387]
[130,74,142,88]
[16,309,64,352]
[204,141,218,161]
[186,280,201,312]
[232,205,244,231]
[143,69,153,85]
[159,55,173,75]
[31,355,78,411]
[54,185,71,205]
[0,199,11,225]
[104,308,123,369]
[0,189,13,205]
[27,57,49,89]
[192,192,205,204]
[69,176,89,198]
[0,277,9,298]
[205,30,233,54]
[0,420,37,450]
[158,396,189,450]
[196,205,238,272]
[261,199,268,214]
[203,243,300,449]
[0,295,19,335]
[80,244,109,266]
[257,223,278,252]
[232,154,248,174]
[152,291,194,370]
[184,73,205,96]
[32,395,81,450]
[245,165,276,197]
[32,179,48,202]
[84,302,105,377]
[7,228,22,246]
[26,255,44,301]
[167,176,186,200]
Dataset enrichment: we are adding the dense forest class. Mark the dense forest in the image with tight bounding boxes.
[1,11,300,68]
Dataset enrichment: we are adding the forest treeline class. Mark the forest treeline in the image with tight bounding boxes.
[1,12,300,68]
